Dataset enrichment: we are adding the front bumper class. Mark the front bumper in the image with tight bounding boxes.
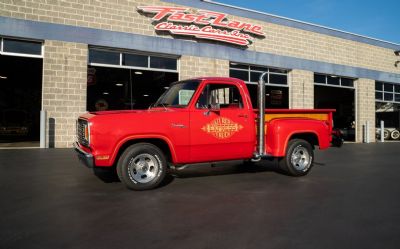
[73,142,94,168]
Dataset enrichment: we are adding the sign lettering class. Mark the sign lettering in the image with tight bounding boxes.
[138,6,265,46]
[201,117,244,139]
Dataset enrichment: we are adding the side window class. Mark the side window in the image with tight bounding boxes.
[196,84,243,109]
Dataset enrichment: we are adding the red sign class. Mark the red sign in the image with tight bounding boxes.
[138,6,265,46]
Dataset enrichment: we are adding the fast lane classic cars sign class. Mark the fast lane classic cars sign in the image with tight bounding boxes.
[138,6,265,46]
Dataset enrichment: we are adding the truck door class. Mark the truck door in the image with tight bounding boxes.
[189,82,255,162]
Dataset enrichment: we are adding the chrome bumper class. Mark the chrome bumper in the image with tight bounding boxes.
[73,142,94,168]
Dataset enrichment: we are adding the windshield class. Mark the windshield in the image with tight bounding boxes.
[154,80,200,108]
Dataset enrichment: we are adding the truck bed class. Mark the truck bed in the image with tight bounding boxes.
[262,109,335,122]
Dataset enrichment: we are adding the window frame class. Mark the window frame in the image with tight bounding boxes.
[0,37,43,58]
[195,83,244,109]
[88,47,179,73]
[375,81,400,104]
[313,73,355,89]
[229,62,289,88]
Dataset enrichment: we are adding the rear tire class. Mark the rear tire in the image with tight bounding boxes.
[279,139,314,176]
[117,143,167,190]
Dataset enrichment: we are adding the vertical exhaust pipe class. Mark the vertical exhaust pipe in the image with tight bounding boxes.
[256,72,268,158]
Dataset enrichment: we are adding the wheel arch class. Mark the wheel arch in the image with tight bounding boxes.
[289,132,319,149]
[278,131,320,157]
[111,136,176,167]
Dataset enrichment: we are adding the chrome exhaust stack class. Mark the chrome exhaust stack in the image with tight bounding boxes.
[253,72,268,160]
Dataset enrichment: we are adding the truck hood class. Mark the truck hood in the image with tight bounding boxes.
[89,108,173,115]
[78,108,177,121]
[91,110,145,115]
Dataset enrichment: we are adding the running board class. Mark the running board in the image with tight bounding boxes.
[169,160,246,171]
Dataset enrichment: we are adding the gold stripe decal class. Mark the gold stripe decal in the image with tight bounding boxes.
[202,117,243,139]
[265,113,329,121]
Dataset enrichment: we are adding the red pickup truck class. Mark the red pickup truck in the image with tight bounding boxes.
[74,74,334,190]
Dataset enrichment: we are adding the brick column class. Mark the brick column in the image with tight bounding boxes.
[42,40,87,148]
[355,78,376,143]
[180,55,229,80]
[289,69,314,109]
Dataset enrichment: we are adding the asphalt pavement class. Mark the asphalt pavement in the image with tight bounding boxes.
[0,143,400,249]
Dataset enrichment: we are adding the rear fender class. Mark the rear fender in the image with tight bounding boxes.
[266,119,330,157]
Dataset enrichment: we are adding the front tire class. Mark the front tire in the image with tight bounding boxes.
[279,139,314,176]
[117,143,167,190]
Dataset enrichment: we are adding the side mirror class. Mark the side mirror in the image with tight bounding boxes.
[204,104,220,116]
[210,103,220,112]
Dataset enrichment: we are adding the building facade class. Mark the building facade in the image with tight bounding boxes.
[0,0,399,147]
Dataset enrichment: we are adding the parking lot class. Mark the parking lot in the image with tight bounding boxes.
[0,143,400,249]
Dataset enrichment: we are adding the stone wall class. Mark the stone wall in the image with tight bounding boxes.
[180,56,229,80]
[42,40,87,148]
[356,78,376,143]
[289,70,314,109]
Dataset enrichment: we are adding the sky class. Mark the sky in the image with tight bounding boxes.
[216,0,400,44]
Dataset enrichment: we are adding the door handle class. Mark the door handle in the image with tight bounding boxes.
[238,114,248,118]
[171,123,187,128]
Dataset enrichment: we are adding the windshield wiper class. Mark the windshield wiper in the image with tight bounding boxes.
[150,102,170,111]
[156,102,170,108]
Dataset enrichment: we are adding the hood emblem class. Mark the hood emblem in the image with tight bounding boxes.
[201,117,243,139]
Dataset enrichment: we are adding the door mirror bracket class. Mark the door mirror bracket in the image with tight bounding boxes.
[204,104,220,116]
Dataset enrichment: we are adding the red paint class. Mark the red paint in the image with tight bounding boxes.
[75,77,334,168]
[137,6,265,46]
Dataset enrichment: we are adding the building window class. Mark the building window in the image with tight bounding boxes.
[150,56,177,70]
[123,53,148,68]
[376,81,400,103]
[0,37,43,58]
[314,73,354,88]
[229,62,288,85]
[87,48,179,111]
[229,62,289,108]
[88,48,178,72]
[89,49,120,65]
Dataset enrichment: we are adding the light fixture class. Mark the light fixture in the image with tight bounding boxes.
[115,83,124,87]
[330,75,338,78]
[103,92,109,95]
[143,94,149,97]
[0,76,7,79]
[134,71,143,75]
[164,87,170,89]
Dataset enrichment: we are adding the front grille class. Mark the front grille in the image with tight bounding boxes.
[77,119,89,147]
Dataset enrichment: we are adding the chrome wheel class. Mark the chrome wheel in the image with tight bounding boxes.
[279,139,313,176]
[128,153,159,184]
[290,145,311,172]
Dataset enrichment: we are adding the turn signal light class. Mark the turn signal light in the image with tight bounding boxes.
[96,155,110,160]
[83,123,90,145]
